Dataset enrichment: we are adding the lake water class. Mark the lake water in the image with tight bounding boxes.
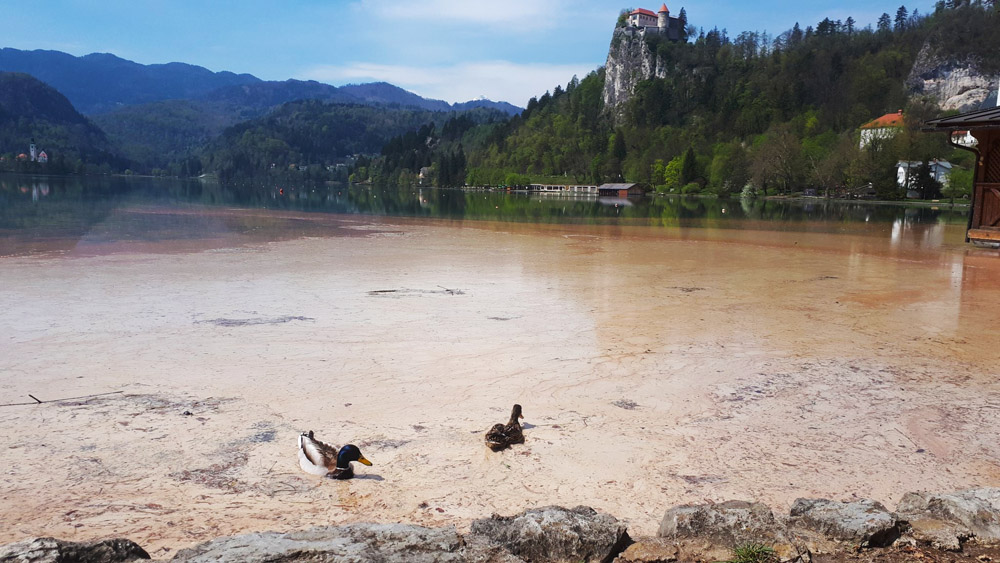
[0,173,974,256]
[2,172,1000,550]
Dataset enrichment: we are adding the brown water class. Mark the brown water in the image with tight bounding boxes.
[1,176,999,557]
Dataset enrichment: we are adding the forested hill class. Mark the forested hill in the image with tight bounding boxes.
[0,72,121,172]
[200,100,508,181]
[369,2,998,199]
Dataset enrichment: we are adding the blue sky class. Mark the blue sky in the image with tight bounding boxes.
[5,0,934,106]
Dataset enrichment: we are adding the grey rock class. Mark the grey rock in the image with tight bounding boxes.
[897,488,1000,548]
[170,523,514,563]
[787,498,902,548]
[658,500,785,547]
[602,28,673,115]
[657,500,805,561]
[905,43,999,111]
[470,505,630,563]
[0,537,149,563]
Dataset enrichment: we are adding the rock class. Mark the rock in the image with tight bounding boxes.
[0,537,149,562]
[170,523,514,563]
[470,505,630,563]
[897,488,1000,549]
[613,538,679,562]
[657,500,800,560]
[906,43,999,111]
[658,500,784,546]
[787,498,902,549]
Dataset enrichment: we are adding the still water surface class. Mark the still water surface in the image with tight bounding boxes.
[0,173,973,256]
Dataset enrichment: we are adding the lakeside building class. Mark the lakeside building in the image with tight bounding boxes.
[597,183,646,197]
[925,104,1000,244]
[896,159,952,197]
[859,110,905,149]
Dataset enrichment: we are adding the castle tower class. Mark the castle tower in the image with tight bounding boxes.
[29,139,37,162]
[658,3,669,28]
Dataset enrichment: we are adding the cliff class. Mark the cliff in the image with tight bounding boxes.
[602,27,668,113]
[907,43,999,111]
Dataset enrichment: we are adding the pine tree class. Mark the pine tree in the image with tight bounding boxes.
[894,5,909,30]
[877,12,892,31]
[681,147,698,185]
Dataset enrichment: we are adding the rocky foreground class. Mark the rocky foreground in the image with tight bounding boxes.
[3,488,1000,562]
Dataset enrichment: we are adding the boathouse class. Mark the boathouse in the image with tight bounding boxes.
[598,183,646,198]
[925,105,1000,244]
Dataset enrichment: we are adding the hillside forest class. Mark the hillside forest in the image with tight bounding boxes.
[368,1,997,200]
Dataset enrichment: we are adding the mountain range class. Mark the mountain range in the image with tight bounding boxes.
[0,48,521,116]
[0,47,522,171]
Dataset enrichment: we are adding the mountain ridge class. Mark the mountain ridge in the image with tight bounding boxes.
[0,47,522,115]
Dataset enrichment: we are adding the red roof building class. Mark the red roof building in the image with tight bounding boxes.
[861,110,905,129]
[859,110,905,148]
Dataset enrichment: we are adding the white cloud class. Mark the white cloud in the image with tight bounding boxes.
[299,60,597,106]
[349,0,569,30]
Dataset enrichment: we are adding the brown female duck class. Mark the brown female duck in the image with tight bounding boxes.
[485,404,524,451]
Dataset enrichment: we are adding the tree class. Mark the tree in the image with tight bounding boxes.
[877,12,892,31]
[662,156,683,190]
[845,16,856,34]
[789,22,804,45]
[708,142,750,195]
[680,147,699,185]
[942,166,973,204]
[913,160,942,199]
[750,125,803,194]
[894,6,909,31]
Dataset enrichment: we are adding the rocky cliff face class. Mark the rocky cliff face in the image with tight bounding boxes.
[906,43,999,111]
[602,28,668,113]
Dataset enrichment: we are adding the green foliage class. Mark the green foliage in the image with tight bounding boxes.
[942,166,972,202]
[93,99,239,170]
[200,100,505,182]
[721,542,778,563]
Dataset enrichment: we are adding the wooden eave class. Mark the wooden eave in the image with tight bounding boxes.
[924,106,1000,131]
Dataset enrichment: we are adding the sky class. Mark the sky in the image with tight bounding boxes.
[4,0,935,107]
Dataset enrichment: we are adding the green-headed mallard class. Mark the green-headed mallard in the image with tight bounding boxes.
[485,404,524,451]
[297,430,372,480]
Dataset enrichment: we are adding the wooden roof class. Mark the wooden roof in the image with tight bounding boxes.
[925,106,1000,131]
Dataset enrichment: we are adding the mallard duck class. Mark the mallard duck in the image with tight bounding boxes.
[485,404,524,451]
[297,431,372,480]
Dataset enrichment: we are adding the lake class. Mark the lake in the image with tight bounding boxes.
[0,173,973,257]
[1,172,999,553]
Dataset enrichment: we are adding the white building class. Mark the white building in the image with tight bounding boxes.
[627,7,659,27]
[896,159,952,197]
[859,110,905,149]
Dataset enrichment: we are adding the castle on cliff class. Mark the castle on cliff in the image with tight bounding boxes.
[625,4,684,41]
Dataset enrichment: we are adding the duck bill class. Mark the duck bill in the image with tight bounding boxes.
[358,456,373,466]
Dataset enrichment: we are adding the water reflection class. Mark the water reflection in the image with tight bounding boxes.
[0,173,972,256]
